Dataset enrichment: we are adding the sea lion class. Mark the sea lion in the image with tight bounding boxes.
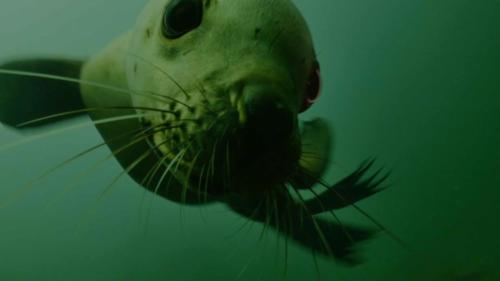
[0,0,390,264]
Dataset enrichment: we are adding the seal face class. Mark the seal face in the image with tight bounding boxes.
[121,0,319,194]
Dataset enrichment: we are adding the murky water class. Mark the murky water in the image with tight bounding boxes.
[1,1,499,280]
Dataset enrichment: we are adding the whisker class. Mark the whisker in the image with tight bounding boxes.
[76,139,166,232]
[308,187,355,245]
[311,251,322,281]
[224,141,231,192]
[16,106,179,128]
[271,191,285,273]
[124,53,222,116]
[0,112,151,153]
[0,117,163,207]
[289,186,334,258]
[172,148,188,183]
[126,53,191,99]
[204,137,219,203]
[153,148,187,196]
[311,173,407,248]
[141,89,194,111]
[196,164,207,202]
[224,197,265,239]
[259,195,273,241]
[141,153,167,188]
[272,191,280,238]
[182,151,201,203]
[40,126,173,208]
[194,82,217,115]
[282,189,293,277]
[0,69,176,105]
[98,130,187,200]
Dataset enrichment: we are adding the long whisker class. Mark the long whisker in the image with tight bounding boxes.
[193,82,217,115]
[153,148,187,195]
[0,69,176,105]
[76,138,167,231]
[312,175,407,248]
[126,53,191,99]
[196,164,207,202]
[282,189,293,277]
[124,53,224,118]
[259,195,273,241]
[140,89,194,111]
[224,197,265,239]
[45,124,169,208]
[130,119,203,190]
[224,141,231,192]
[3,122,170,208]
[289,186,334,258]
[0,112,152,153]
[16,105,180,128]
[138,139,189,234]
[181,150,201,203]
[95,129,192,210]
[308,187,355,244]
[204,137,219,203]
[311,251,323,281]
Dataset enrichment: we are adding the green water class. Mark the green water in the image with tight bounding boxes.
[0,1,499,280]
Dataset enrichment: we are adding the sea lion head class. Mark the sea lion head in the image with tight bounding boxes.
[125,0,321,194]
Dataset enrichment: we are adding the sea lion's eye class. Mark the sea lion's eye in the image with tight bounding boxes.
[300,61,321,112]
[163,0,203,39]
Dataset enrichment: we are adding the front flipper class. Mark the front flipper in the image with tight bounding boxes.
[0,59,85,128]
[291,118,332,189]
[305,159,389,215]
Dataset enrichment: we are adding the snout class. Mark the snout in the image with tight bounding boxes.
[239,81,295,145]
[222,80,300,192]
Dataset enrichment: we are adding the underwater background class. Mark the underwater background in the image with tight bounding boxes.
[0,0,499,280]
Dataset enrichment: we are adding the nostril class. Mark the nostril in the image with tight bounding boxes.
[243,86,294,141]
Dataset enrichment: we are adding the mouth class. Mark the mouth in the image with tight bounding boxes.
[143,112,301,196]
[140,77,301,195]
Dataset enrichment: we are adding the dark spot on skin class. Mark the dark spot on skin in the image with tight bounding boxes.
[172,134,180,142]
[134,63,138,73]
[142,120,152,128]
[169,102,176,110]
[160,46,180,59]
[171,146,179,154]
[254,28,262,39]
[145,28,152,39]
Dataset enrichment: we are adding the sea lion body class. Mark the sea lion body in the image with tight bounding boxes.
[0,0,389,263]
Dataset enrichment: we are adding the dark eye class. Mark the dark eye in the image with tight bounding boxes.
[300,61,321,112]
[163,0,203,39]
